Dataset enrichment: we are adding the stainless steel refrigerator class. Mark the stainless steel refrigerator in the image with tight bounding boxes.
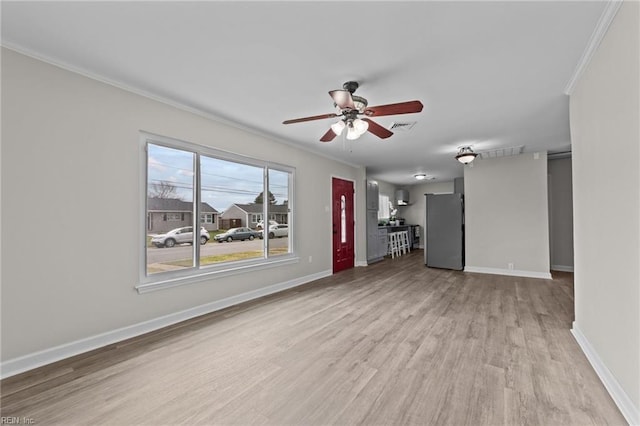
[425,193,464,270]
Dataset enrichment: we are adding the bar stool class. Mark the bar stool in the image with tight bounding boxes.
[387,232,401,258]
[398,230,410,255]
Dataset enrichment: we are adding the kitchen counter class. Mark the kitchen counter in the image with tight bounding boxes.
[380,224,411,231]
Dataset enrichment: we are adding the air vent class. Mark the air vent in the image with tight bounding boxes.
[479,145,524,159]
[389,121,416,132]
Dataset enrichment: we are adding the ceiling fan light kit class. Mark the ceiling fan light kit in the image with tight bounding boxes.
[331,116,369,140]
[346,127,360,140]
[455,146,478,164]
[283,81,423,142]
[330,120,346,135]
[353,117,369,133]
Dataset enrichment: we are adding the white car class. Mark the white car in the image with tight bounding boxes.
[259,224,288,239]
[151,226,210,248]
[256,219,279,230]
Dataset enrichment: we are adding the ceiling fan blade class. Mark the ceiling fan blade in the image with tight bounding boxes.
[364,100,424,117]
[283,113,338,125]
[329,90,355,110]
[363,118,393,139]
[319,128,337,142]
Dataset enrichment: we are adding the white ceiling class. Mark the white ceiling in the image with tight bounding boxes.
[1,1,607,185]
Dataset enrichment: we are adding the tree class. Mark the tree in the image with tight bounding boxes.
[149,180,182,199]
[254,191,276,205]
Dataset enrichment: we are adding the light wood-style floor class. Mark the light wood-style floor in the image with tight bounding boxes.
[1,251,626,425]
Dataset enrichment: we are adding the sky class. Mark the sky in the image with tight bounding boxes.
[148,143,289,212]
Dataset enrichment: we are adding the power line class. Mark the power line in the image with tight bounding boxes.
[149,179,287,199]
[150,160,288,188]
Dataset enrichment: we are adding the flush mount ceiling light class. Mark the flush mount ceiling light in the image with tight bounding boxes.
[414,173,435,181]
[455,146,478,164]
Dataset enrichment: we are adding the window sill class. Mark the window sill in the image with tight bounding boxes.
[136,255,300,294]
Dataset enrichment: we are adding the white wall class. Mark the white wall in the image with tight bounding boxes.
[0,49,366,369]
[569,1,640,422]
[464,153,551,278]
[548,157,574,271]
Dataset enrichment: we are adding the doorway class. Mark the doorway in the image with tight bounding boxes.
[548,157,574,272]
[332,177,355,273]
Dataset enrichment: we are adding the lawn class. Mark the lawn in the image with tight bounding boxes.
[159,247,289,268]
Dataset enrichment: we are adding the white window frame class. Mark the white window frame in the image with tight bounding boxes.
[200,213,213,224]
[166,213,182,222]
[138,132,297,293]
[378,194,390,219]
[251,213,263,224]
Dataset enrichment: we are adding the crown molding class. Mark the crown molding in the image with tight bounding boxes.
[0,43,362,170]
[564,0,623,95]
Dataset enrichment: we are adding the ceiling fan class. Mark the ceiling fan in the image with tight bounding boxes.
[282,81,424,142]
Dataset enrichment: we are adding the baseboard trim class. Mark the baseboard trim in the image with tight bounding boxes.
[572,322,639,426]
[0,269,332,379]
[551,264,575,272]
[464,265,552,280]
[355,261,369,267]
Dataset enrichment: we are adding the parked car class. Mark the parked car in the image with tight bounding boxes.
[214,227,261,242]
[259,224,289,239]
[151,226,210,248]
[255,220,279,230]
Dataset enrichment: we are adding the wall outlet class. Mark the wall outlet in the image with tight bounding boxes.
[308,256,313,263]
[508,262,514,270]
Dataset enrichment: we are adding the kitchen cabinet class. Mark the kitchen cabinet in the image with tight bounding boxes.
[366,181,386,263]
[367,210,385,263]
[366,180,379,210]
[367,214,388,262]
[377,228,388,259]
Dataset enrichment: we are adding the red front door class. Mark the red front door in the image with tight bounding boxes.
[332,178,355,273]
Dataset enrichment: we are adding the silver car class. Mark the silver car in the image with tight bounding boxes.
[151,226,210,248]
[214,227,261,242]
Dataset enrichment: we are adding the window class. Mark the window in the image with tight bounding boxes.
[140,133,296,292]
[268,168,290,256]
[251,213,263,224]
[340,195,347,243]
[166,213,182,222]
[200,213,214,224]
[378,194,390,219]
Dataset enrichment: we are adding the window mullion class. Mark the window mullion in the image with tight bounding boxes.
[264,167,269,258]
[194,152,201,268]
